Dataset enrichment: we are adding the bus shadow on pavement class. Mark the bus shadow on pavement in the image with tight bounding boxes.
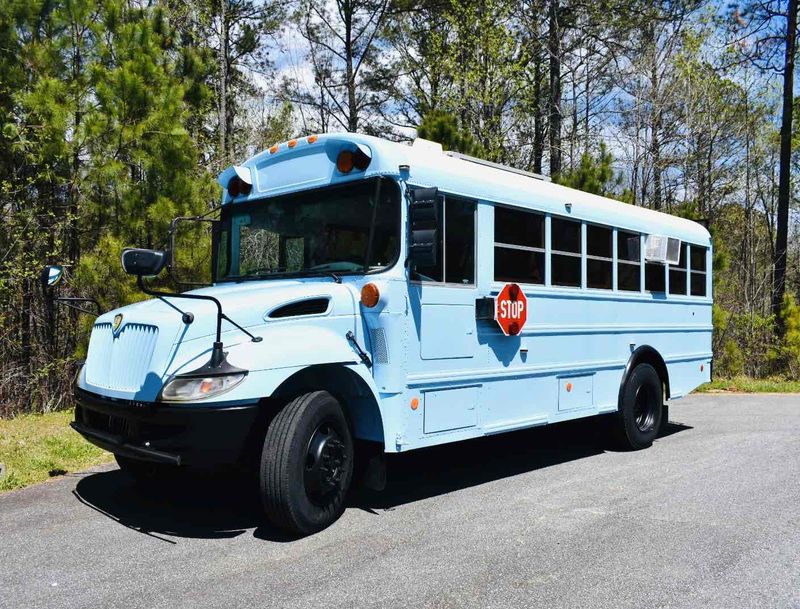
[350,418,692,513]
[72,418,691,542]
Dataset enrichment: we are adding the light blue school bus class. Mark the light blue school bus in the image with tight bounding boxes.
[47,133,712,535]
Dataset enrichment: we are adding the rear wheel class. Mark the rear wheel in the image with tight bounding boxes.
[260,391,354,536]
[612,363,663,450]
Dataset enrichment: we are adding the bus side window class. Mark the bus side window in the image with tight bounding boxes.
[494,206,545,285]
[690,245,707,296]
[669,243,688,295]
[412,195,476,285]
[587,224,612,289]
[445,197,476,285]
[645,261,665,293]
[551,217,581,287]
[617,230,641,291]
[412,196,444,282]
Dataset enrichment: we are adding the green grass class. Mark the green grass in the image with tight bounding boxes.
[696,376,800,393]
[0,410,112,492]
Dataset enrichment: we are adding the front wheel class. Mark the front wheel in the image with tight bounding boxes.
[611,363,663,450]
[260,391,354,536]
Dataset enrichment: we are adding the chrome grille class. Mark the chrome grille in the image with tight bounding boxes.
[84,322,159,392]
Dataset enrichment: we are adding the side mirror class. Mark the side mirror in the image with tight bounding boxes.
[121,248,168,276]
[408,187,439,267]
[40,265,64,293]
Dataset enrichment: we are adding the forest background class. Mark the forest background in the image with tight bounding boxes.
[1,0,799,417]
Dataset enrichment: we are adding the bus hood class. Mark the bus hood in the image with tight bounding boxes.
[95,280,359,343]
[80,280,361,401]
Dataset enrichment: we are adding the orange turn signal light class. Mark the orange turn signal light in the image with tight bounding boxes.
[361,283,380,308]
[337,150,354,173]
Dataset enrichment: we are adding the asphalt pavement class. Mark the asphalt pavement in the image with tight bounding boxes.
[1,394,798,609]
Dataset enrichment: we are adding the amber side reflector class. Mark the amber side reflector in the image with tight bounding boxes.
[288,139,297,148]
[337,150,354,173]
[361,283,380,307]
[307,135,318,144]
[269,144,278,154]
[410,398,419,411]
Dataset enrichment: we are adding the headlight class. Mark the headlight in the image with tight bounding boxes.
[160,373,246,402]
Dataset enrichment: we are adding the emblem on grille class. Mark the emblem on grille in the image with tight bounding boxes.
[112,314,123,336]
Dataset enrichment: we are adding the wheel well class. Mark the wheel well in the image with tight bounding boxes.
[619,346,671,404]
[270,364,384,445]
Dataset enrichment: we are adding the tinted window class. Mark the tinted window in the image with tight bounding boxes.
[645,262,665,293]
[413,195,475,284]
[618,231,640,261]
[445,198,476,284]
[495,248,545,284]
[690,245,707,296]
[587,225,612,258]
[587,224,612,289]
[552,217,581,287]
[494,207,545,285]
[691,272,707,296]
[690,246,707,272]
[552,218,580,253]
[553,254,581,287]
[412,196,444,282]
[588,258,612,289]
[669,244,688,295]
[617,231,640,292]
[495,207,544,248]
[618,263,640,291]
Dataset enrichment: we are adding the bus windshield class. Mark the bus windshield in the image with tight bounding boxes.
[216,177,400,281]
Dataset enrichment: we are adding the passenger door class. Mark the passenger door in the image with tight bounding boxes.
[407,192,481,434]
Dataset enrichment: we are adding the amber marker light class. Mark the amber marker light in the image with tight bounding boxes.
[361,282,380,308]
[337,149,354,173]
[410,397,419,411]
[288,138,297,148]
[307,134,318,144]
[269,144,278,154]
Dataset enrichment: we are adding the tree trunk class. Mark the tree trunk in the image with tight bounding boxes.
[548,0,562,178]
[344,2,358,132]
[533,48,544,174]
[772,0,797,328]
[218,0,229,166]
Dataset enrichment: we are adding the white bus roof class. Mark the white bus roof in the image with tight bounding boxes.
[230,133,712,247]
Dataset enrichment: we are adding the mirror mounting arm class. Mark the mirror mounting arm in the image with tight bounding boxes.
[52,297,102,317]
[135,275,262,368]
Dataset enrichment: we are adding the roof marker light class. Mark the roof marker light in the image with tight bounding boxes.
[269,144,278,154]
[288,139,297,148]
[337,150,354,173]
[307,135,318,144]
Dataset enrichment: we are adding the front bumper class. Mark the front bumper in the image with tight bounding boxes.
[73,388,262,467]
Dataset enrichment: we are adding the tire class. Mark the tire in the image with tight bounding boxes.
[115,454,176,484]
[612,363,663,450]
[260,391,354,535]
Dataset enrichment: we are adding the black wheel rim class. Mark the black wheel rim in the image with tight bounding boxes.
[633,384,658,433]
[303,421,348,504]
